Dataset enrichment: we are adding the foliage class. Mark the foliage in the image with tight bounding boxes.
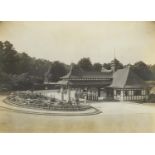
[132,61,153,81]
[0,40,155,92]
[93,63,102,72]
[103,59,123,71]
[150,64,155,80]
[0,41,52,90]
[103,63,111,70]
[111,58,124,70]
[47,61,67,82]
[77,57,93,71]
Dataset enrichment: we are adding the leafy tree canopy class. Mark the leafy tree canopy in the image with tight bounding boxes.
[93,63,102,72]
[103,63,111,70]
[0,40,155,91]
[132,61,153,81]
[47,61,67,82]
[77,57,93,71]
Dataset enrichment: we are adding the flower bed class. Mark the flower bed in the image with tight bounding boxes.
[6,92,91,111]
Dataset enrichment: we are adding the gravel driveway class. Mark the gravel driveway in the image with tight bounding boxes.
[0,95,155,132]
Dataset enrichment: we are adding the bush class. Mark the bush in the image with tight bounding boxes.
[149,94,155,103]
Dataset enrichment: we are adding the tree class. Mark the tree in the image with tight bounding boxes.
[132,61,153,81]
[31,58,52,77]
[0,41,4,71]
[48,61,67,82]
[150,64,155,80]
[10,73,31,90]
[77,57,93,71]
[3,41,14,50]
[15,52,33,74]
[111,58,124,70]
[0,40,58,90]
[1,41,19,74]
[93,63,102,72]
[103,63,111,70]
[0,41,3,49]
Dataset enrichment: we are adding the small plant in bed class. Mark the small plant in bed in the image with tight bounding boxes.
[6,92,91,111]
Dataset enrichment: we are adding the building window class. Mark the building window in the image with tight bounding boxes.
[116,90,121,95]
[134,90,142,96]
[142,90,146,95]
[124,90,129,96]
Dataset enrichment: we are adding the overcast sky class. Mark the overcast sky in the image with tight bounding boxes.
[0,21,154,65]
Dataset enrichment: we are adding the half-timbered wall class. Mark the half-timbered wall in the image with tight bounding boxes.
[114,88,149,101]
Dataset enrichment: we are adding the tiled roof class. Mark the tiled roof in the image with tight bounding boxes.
[61,65,113,80]
[110,66,148,89]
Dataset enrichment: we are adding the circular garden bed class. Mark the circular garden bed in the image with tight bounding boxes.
[6,92,92,112]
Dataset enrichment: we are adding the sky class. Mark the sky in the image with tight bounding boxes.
[0,21,155,65]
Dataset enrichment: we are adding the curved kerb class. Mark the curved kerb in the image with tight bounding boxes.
[1,99,102,116]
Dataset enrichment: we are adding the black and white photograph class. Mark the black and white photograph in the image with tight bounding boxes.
[0,21,155,132]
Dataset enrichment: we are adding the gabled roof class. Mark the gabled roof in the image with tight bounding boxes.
[110,66,148,89]
[60,65,83,79]
[61,65,113,80]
